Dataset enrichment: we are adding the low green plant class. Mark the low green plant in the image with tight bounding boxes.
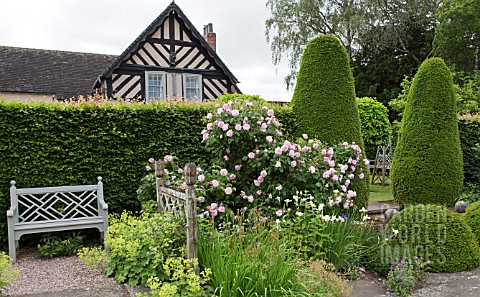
[198,209,304,297]
[385,257,429,297]
[37,232,84,258]
[138,257,213,297]
[298,260,352,297]
[280,194,379,271]
[77,246,109,273]
[0,252,19,288]
[457,183,480,204]
[105,211,185,286]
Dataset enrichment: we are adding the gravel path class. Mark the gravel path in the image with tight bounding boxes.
[2,249,126,296]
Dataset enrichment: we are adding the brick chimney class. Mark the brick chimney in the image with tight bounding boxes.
[203,23,216,52]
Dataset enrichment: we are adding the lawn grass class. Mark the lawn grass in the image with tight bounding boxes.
[369,184,394,202]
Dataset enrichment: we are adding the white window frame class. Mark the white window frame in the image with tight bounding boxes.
[145,71,166,103]
[183,74,202,101]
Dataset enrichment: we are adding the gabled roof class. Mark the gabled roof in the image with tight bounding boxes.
[0,46,117,99]
[100,2,239,84]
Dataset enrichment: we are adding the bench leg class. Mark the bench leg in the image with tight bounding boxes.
[8,237,16,263]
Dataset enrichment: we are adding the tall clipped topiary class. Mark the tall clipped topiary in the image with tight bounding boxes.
[391,58,463,206]
[291,34,369,210]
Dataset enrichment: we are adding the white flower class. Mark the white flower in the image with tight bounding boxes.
[359,207,368,213]
[317,203,325,211]
[392,229,399,235]
[323,215,331,222]
[296,212,303,217]
[362,215,371,221]
[275,161,282,167]
[276,184,283,191]
[309,166,316,173]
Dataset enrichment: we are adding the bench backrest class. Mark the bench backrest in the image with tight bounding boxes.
[10,177,104,223]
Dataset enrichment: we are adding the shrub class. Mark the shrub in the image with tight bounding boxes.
[105,211,185,286]
[391,58,463,206]
[290,35,369,208]
[356,97,391,160]
[0,252,19,288]
[384,257,429,297]
[457,183,480,204]
[463,200,480,245]
[77,246,109,273]
[200,98,369,213]
[385,205,480,272]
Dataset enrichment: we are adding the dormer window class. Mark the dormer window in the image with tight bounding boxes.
[146,71,166,102]
[183,74,202,101]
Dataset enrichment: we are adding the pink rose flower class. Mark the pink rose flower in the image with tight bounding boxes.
[145,166,151,171]
[243,123,251,130]
[235,124,242,131]
[266,136,273,143]
[267,109,275,117]
[211,180,220,187]
[180,183,187,190]
[291,161,297,168]
[231,109,240,116]
[302,134,308,139]
[248,152,255,159]
[235,165,242,171]
[226,130,233,137]
[359,173,365,180]
[148,158,155,163]
[276,209,283,217]
[198,174,205,182]
[164,155,173,162]
[229,174,236,180]
[219,205,226,212]
[220,169,228,176]
[197,196,205,203]
[206,123,213,130]
[225,187,232,195]
[260,170,267,177]
[202,133,209,141]
[275,147,282,155]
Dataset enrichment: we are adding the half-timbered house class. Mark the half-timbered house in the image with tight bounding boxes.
[95,2,240,102]
[0,2,240,102]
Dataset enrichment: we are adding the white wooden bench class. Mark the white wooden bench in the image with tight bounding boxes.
[7,177,108,262]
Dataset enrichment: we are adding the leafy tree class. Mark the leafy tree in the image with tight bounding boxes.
[291,34,369,209]
[391,58,463,206]
[265,0,371,89]
[434,0,480,73]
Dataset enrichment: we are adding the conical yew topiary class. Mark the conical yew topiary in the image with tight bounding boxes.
[291,34,369,210]
[391,58,463,206]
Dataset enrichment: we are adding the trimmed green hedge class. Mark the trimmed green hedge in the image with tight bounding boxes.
[463,200,480,245]
[392,58,464,206]
[458,116,480,185]
[386,204,480,273]
[357,97,391,160]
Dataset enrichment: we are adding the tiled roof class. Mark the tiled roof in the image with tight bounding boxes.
[0,46,117,99]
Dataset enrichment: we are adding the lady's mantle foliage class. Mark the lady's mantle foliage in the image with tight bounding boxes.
[156,98,368,216]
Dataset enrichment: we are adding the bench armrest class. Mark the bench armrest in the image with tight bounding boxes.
[7,206,16,217]
[100,201,108,211]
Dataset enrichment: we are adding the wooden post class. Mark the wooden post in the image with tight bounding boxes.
[184,163,198,261]
[155,160,165,211]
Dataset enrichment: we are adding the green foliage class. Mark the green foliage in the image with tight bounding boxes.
[384,257,429,297]
[291,34,369,209]
[37,232,84,258]
[0,100,211,243]
[458,116,480,185]
[385,205,480,272]
[291,35,363,145]
[356,97,391,160]
[138,258,213,297]
[391,58,463,206]
[0,252,19,288]
[434,0,480,73]
[458,184,480,204]
[463,200,480,246]
[77,246,109,273]
[105,211,185,286]
[281,195,378,271]
[214,93,270,107]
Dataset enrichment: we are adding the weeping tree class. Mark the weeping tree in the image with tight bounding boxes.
[391,58,463,206]
[291,34,369,210]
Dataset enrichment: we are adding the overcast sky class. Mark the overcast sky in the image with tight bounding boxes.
[0,0,292,101]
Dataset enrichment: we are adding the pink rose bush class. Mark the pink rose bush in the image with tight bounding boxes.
[142,98,368,218]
